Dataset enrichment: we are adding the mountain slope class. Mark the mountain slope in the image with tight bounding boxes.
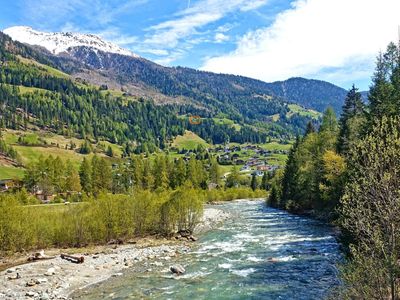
[0,31,277,152]
[265,77,348,114]
[3,26,349,117]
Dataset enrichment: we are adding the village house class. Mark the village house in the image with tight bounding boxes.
[257,165,269,171]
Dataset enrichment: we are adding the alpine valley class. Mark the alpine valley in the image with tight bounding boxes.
[3,20,399,300]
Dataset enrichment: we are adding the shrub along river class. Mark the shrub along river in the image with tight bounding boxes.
[75,200,341,299]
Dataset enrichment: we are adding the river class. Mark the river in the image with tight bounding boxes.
[75,200,341,299]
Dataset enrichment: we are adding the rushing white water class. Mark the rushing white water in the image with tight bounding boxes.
[74,200,341,299]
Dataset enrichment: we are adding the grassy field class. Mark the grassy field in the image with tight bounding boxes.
[260,141,293,151]
[212,118,241,131]
[17,56,70,79]
[287,104,321,119]
[1,130,108,169]
[97,141,123,158]
[172,131,209,150]
[267,154,288,166]
[0,166,25,180]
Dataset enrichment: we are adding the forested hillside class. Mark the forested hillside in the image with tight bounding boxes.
[0,31,278,152]
[65,45,348,121]
[1,28,349,138]
[265,77,349,113]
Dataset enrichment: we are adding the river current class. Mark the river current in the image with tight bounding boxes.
[77,200,341,299]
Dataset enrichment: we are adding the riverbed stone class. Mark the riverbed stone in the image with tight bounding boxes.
[45,267,55,276]
[26,279,36,286]
[26,291,37,297]
[35,278,48,284]
[170,264,185,275]
[40,292,50,300]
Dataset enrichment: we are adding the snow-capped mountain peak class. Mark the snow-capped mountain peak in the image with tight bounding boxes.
[3,26,138,58]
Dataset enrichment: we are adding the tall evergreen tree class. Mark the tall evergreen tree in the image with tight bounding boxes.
[368,43,400,121]
[319,107,338,133]
[209,157,221,186]
[305,121,316,136]
[79,157,92,194]
[65,160,81,192]
[261,172,268,190]
[250,173,258,191]
[337,85,365,156]
[280,137,301,207]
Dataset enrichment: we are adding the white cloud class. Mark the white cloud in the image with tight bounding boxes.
[144,0,266,47]
[216,23,238,33]
[214,32,230,43]
[202,0,400,85]
[240,0,269,12]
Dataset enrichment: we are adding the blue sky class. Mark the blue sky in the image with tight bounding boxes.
[1,0,399,90]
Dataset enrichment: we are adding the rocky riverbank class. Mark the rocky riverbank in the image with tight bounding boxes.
[0,207,230,300]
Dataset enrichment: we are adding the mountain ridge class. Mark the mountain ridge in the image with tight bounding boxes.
[1,26,358,130]
[3,26,138,58]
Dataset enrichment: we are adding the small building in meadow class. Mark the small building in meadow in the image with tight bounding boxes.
[257,165,269,171]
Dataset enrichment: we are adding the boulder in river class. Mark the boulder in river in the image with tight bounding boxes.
[170,264,185,275]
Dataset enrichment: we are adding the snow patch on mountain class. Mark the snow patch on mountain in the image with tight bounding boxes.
[3,26,138,58]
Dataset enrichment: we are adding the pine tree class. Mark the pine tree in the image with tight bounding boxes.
[172,157,186,188]
[337,85,365,156]
[79,140,92,154]
[130,155,144,189]
[319,107,338,133]
[79,157,92,194]
[142,159,154,190]
[268,185,279,208]
[65,160,82,192]
[153,155,169,190]
[250,173,258,191]
[106,145,114,157]
[209,157,221,185]
[368,43,400,121]
[280,137,300,207]
[261,172,268,190]
[305,121,316,136]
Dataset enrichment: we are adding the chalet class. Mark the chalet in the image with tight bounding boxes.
[257,165,269,171]
[247,159,262,166]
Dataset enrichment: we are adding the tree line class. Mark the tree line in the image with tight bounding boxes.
[268,41,400,298]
